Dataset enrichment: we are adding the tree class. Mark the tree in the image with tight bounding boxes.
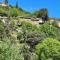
[34,8,48,22]
[16,0,18,8]
[4,0,8,5]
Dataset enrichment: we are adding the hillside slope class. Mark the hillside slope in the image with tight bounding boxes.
[0,6,31,17]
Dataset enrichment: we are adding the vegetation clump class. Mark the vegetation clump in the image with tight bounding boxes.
[0,2,60,60]
[35,38,60,60]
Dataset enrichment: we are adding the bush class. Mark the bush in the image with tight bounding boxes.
[9,8,18,17]
[0,20,4,32]
[26,31,46,52]
[0,6,8,17]
[39,22,59,39]
[17,32,24,43]
[0,20,4,40]
[0,38,24,60]
[35,38,60,60]
[21,21,39,32]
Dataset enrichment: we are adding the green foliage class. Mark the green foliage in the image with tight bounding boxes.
[22,21,33,30]
[9,8,19,17]
[39,22,59,39]
[17,32,24,43]
[33,8,48,18]
[0,6,60,60]
[0,6,8,16]
[0,20,4,40]
[0,38,24,60]
[10,20,16,29]
[17,21,40,43]
[35,38,60,60]
[20,43,38,60]
[0,6,31,17]
[26,31,46,53]
[27,31,45,41]
[0,20,4,32]
[26,31,46,45]
[21,21,39,32]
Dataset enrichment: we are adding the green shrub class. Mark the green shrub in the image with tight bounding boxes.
[0,6,8,16]
[9,8,18,17]
[35,38,60,60]
[0,38,24,60]
[17,32,24,43]
[0,20,4,32]
[0,20,4,40]
[21,21,39,32]
[39,22,59,39]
